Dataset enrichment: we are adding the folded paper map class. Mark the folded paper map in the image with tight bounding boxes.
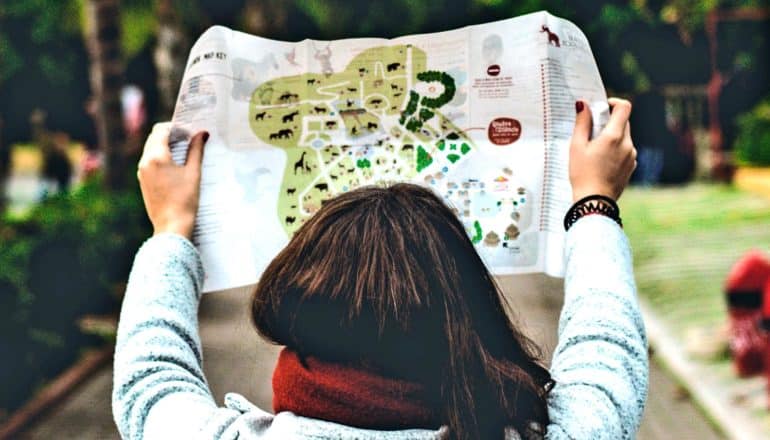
[170,10,610,292]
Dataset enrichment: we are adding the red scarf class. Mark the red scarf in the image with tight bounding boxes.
[272,348,441,430]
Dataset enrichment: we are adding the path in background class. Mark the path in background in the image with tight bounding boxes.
[19,275,722,439]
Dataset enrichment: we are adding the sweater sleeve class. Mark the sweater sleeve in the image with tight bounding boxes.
[544,215,649,440]
[112,234,229,439]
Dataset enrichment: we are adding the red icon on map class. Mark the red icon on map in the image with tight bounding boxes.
[487,64,501,76]
[488,117,521,145]
[540,25,561,47]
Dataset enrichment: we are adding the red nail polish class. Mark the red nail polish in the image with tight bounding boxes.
[575,101,584,114]
[203,132,210,142]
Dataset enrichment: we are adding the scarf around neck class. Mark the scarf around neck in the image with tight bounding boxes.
[272,347,442,430]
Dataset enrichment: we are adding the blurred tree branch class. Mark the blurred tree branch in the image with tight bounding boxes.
[154,0,190,119]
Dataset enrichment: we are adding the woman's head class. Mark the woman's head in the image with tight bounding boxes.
[252,183,552,439]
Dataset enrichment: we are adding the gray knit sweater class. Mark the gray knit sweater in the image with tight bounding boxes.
[113,215,648,439]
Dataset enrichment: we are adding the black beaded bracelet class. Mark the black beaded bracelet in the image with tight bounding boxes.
[563,194,622,231]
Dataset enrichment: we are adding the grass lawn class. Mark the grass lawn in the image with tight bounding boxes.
[620,183,770,432]
[620,183,770,337]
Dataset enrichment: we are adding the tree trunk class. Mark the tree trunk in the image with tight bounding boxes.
[85,0,127,190]
[154,0,189,120]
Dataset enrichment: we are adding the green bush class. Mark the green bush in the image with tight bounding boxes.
[734,96,770,166]
[0,177,150,414]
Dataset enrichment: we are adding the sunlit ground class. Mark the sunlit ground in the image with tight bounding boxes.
[4,144,87,217]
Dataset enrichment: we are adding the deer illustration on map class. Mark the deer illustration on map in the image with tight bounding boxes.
[540,25,560,47]
[313,42,334,77]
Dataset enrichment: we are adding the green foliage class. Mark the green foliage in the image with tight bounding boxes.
[121,0,157,58]
[599,3,652,36]
[418,108,434,122]
[471,220,482,244]
[0,178,150,413]
[0,33,23,83]
[0,0,82,85]
[734,96,770,166]
[405,91,419,116]
[417,70,455,109]
[620,51,651,93]
[416,145,432,172]
[405,117,423,132]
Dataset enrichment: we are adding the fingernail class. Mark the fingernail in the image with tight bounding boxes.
[575,101,584,114]
[202,132,210,142]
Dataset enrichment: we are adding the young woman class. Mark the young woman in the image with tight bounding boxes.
[113,98,646,439]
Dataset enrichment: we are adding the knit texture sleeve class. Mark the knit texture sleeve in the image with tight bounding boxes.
[544,215,649,439]
[112,233,223,439]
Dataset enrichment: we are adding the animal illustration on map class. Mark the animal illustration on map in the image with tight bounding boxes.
[257,86,274,105]
[367,122,378,131]
[279,91,299,102]
[277,128,294,138]
[315,183,329,192]
[391,83,399,90]
[325,121,337,129]
[387,62,401,72]
[314,106,327,114]
[231,55,278,101]
[285,47,301,67]
[294,152,308,175]
[255,111,267,121]
[307,78,316,85]
[285,216,296,224]
[347,87,357,92]
[313,42,334,77]
[287,187,296,195]
[540,25,560,47]
[282,111,299,123]
[370,98,383,106]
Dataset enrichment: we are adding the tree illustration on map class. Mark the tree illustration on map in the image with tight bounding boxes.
[248,44,475,235]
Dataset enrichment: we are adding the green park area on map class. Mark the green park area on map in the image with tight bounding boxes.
[247,44,475,235]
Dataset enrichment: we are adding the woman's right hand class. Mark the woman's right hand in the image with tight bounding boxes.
[569,98,637,203]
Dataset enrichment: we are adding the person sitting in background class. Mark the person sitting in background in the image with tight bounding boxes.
[112,98,646,439]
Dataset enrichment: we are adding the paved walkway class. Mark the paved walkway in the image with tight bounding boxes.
[19,275,723,439]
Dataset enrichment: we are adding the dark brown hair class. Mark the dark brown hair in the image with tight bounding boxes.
[252,183,553,439]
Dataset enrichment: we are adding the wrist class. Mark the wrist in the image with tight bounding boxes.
[564,194,622,231]
[572,187,616,203]
[153,216,195,240]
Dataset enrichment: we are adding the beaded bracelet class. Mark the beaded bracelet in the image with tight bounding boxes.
[563,194,622,231]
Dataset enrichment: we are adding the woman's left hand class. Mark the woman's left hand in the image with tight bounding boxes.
[137,122,209,240]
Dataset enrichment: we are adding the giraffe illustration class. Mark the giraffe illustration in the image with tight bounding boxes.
[285,47,301,67]
[540,25,560,47]
[294,151,308,175]
[313,42,333,77]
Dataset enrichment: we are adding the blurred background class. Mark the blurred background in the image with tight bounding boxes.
[0,1,769,439]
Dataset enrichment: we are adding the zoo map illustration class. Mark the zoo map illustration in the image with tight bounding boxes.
[171,12,610,292]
